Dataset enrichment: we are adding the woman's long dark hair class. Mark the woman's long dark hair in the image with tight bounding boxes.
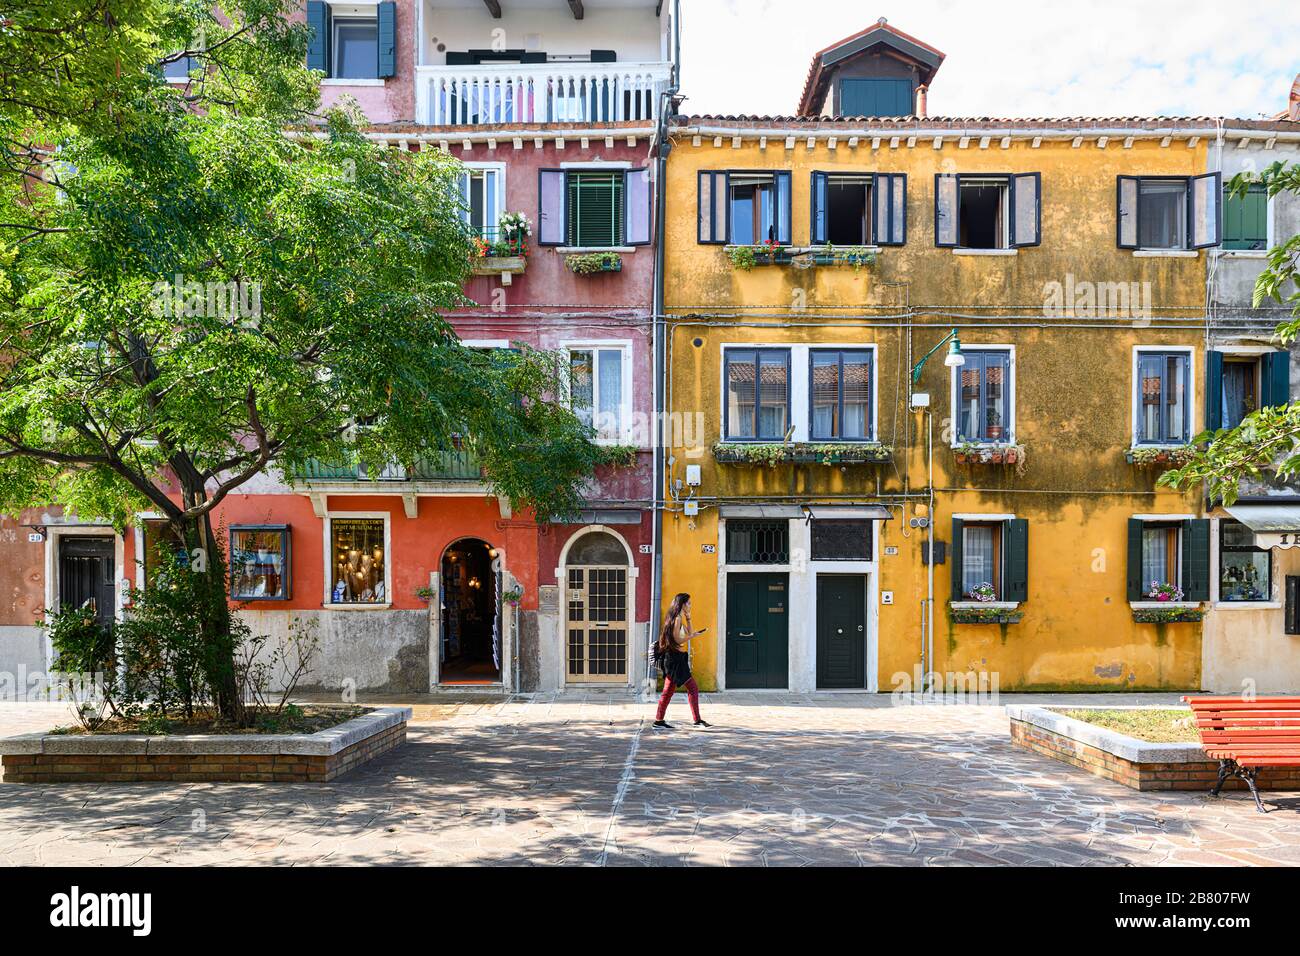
[659,593,691,653]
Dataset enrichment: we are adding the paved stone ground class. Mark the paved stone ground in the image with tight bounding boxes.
[3,693,1300,866]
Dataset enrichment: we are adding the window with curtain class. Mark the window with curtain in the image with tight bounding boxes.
[725,349,789,440]
[568,347,625,441]
[961,523,1000,599]
[1221,360,1257,430]
[1136,351,1190,444]
[956,350,1012,443]
[566,171,624,247]
[810,350,872,440]
[1141,524,1180,590]
[1137,179,1187,250]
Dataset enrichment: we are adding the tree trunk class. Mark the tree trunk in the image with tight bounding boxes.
[173,502,239,721]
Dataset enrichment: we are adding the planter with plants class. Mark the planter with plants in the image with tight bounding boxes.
[727,240,792,271]
[713,441,893,466]
[502,585,524,609]
[954,443,1026,468]
[950,605,1024,625]
[1131,581,1202,623]
[566,251,623,274]
[1125,446,1197,467]
[469,212,532,282]
[811,245,878,271]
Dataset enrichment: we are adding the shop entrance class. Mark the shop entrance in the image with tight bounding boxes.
[440,538,501,684]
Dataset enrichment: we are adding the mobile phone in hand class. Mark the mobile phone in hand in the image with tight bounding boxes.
[695,627,708,634]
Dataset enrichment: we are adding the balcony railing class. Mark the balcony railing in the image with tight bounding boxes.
[415,61,672,127]
[289,450,483,482]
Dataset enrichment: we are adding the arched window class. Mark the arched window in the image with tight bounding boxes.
[567,530,628,566]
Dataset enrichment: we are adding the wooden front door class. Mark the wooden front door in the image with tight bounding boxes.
[725,572,789,689]
[816,575,867,689]
[566,566,628,683]
[58,536,116,627]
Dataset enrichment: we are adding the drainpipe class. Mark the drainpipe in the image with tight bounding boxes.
[650,0,681,687]
[926,407,935,695]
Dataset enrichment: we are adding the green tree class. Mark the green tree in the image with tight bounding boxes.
[1160,161,1300,504]
[0,7,612,716]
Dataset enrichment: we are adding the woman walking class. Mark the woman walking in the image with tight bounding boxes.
[653,593,712,729]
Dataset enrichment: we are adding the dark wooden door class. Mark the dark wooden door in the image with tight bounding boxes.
[817,575,866,689]
[726,572,789,689]
[58,536,116,626]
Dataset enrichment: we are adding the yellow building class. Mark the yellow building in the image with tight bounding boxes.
[656,21,1289,693]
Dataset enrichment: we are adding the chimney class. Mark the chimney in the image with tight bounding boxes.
[915,84,928,118]
[1290,74,1300,121]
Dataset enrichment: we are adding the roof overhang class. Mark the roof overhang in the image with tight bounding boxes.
[1225,504,1300,549]
[719,504,892,520]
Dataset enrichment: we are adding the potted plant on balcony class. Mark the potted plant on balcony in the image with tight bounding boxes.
[566,251,623,274]
[470,212,531,283]
[498,211,531,257]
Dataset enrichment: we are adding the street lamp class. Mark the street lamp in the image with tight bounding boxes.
[911,328,965,385]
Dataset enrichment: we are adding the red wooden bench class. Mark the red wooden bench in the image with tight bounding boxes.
[1182,696,1300,813]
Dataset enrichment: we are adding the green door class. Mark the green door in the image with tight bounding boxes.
[816,575,866,689]
[726,573,789,689]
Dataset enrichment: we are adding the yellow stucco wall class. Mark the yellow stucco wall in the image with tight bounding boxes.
[662,130,1210,692]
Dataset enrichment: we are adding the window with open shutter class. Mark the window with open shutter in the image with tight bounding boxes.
[1205,350,1224,432]
[1189,172,1221,249]
[950,518,965,601]
[1126,518,1145,601]
[624,168,651,246]
[1224,184,1267,250]
[1010,173,1041,247]
[1182,519,1211,601]
[567,172,624,247]
[934,173,958,247]
[1262,350,1291,409]
[307,0,330,73]
[377,1,396,78]
[775,171,792,245]
[873,173,906,246]
[1117,176,1138,249]
[537,169,565,245]
[697,171,727,245]
[1004,518,1028,603]
[811,171,829,245]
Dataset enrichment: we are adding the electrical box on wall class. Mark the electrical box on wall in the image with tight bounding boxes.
[922,541,946,565]
[683,501,699,516]
[685,464,701,486]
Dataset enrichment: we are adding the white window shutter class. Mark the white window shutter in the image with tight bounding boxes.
[1010,172,1040,247]
[1189,172,1221,249]
[1117,176,1138,248]
[934,173,958,246]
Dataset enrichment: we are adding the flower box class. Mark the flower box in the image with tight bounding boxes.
[713,442,893,466]
[1125,446,1196,467]
[950,606,1023,625]
[566,252,623,274]
[1132,607,1203,624]
[470,255,527,284]
[954,446,1023,466]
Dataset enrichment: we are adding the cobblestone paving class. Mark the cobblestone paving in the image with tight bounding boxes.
[3,694,1300,866]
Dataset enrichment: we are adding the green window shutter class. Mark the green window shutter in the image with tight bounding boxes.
[1205,350,1224,431]
[1223,185,1267,251]
[306,1,330,73]
[567,172,624,247]
[377,1,396,78]
[950,518,964,602]
[1182,519,1211,601]
[1262,350,1291,409]
[1126,518,1144,601]
[1004,518,1029,603]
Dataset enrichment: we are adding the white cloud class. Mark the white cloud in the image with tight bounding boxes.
[678,0,1299,118]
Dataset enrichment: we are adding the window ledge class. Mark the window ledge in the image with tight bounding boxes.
[787,245,883,254]
[321,78,385,87]
[1132,249,1198,258]
[952,248,1018,256]
[1218,250,1268,259]
[950,601,1019,611]
[557,246,635,254]
[1129,601,1200,610]
[1212,601,1282,610]
[324,603,393,611]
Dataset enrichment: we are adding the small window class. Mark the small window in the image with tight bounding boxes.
[727,520,789,564]
[1141,523,1182,594]
[1117,174,1220,250]
[810,350,872,440]
[958,177,1010,249]
[332,17,379,79]
[230,526,291,600]
[1135,350,1191,445]
[329,517,386,604]
[1138,179,1186,250]
[810,520,872,561]
[1219,520,1271,602]
[955,349,1012,443]
[936,173,1039,249]
[724,348,790,440]
[959,522,1003,600]
[825,174,872,245]
[458,167,501,239]
[697,171,791,246]
[729,172,778,246]
[568,347,626,442]
[1223,184,1267,251]
[566,171,624,247]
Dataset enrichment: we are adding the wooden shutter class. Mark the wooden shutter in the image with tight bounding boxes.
[567,172,622,247]
[625,168,651,246]
[1004,518,1029,603]
[934,173,957,247]
[1188,172,1221,249]
[1117,176,1138,249]
[1205,350,1224,431]
[307,0,330,73]
[537,169,565,245]
[1263,350,1291,409]
[1126,518,1144,601]
[872,173,906,246]
[377,1,396,78]
[1182,519,1211,601]
[697,171,726,244]
[1010,173,1041,247]
[810,172,828,246]
[950,518,964,602]
[1224,186,1267,250]
[775,171,792,245]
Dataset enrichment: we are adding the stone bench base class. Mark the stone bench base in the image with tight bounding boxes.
[0,707,410,784]
[1008,706,1300,792]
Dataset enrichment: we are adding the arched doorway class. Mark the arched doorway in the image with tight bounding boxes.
[563,529,631,684]
[440,538,501,684]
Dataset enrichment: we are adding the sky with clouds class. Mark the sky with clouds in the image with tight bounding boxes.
[677,0,1298,119]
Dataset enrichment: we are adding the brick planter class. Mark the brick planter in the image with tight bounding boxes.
[0,706,410,784]
[1007,705,1300,792]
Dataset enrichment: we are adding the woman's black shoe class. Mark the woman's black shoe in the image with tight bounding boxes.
[652,720,673,729]
[693,720,713,728]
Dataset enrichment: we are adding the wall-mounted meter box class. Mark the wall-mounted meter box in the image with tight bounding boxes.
[684,501,700,516]
[685,465,701,486]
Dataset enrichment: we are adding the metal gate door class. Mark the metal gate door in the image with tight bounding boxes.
[566,566,628,683]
